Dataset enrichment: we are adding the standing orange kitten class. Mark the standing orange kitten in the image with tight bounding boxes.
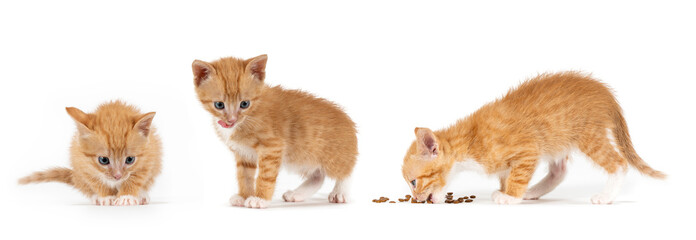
[402,72,665,205]
[19,101,162,206]
[192,54,358,209]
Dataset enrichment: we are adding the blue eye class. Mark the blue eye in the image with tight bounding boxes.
[411,180,416,187]
[240,100,250,109]
[214,102,225,109]
[98,156,110,165]
[125,156,135,165]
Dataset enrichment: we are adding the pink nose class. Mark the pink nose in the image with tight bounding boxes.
[113,173,122,180]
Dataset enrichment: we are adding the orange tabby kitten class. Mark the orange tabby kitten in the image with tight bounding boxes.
[192,54,358,209]
[19,101,162,206]
[402,72,665,205]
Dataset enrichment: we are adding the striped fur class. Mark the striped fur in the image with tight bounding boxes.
[402,72,665,204]
[18,101,162,206]
[193,55,358,208]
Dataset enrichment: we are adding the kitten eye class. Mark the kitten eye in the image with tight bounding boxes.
[125,156,135,165]
[240,100,250,109]
[411,180,416,187]
[214,101,225,109]
[98,156,110,165]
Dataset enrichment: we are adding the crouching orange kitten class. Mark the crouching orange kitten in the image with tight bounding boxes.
[402,72,665,205]
[19,101,162,206]
[192,54,358,209]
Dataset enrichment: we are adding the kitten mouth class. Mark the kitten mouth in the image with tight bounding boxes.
[217,120,235,128]
[427,194,433,202]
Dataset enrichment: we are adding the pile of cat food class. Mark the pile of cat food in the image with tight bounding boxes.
[372,192,475,204]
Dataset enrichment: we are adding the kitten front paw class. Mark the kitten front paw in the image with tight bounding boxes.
[114,195,141,206]
[430,193,445,204]
[229,194,246,207]
[590,194,614,205]
[492,191,522,205]
[139,192,150,205]
[328,191,347,203]
[92,196,116,206]
[282,190,306,202]
[244,196,269,209]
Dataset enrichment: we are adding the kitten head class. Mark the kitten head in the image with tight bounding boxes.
[66,101,156,185]
[191,54,268,129]
[402,127,449,202]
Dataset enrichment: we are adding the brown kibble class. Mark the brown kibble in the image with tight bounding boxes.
[447,192,454,195]
[470,195,476,199]
[427,200,433,204]
[389,201,396,203]
[405,195,411,199]
[463,196,469,199]
[465,199,473,203]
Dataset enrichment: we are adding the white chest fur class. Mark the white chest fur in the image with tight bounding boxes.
[214,123,258,161]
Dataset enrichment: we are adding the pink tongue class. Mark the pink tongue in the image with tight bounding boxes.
[217,120,233,128]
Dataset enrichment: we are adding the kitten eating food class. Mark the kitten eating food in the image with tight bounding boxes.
[192,54,358,209]
[19,101,162,206]
[401,72,665,205]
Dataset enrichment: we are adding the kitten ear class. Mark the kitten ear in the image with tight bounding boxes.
[134,112,156,137]
[246,54,268,81]
[65,107,93,137]
[414,127,438,158]
[192,60,216,87]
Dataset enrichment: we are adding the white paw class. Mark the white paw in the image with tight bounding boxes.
[492,191,522,205]
[139,192,150,205]
[244,196,269,209]
[229,194,245,207]
[328,191,347,203]
[430,193,445,203]
[591,194,614,205]
[282,190,306,202]
[92,196,116,206]
[114,195,140,206]
[523,191,542,200]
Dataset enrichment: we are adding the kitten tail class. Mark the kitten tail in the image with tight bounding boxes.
[18,167,74,185]
[612,109,667,179]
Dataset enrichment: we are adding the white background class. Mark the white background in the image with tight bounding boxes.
[1,0,694,239]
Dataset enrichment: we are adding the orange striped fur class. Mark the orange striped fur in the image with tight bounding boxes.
[402,72,664,204]
[19,101,162,206]
[192,55,358,208]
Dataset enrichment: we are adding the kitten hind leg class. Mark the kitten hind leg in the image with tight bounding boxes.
[328,177,350,203]
[523,156,568,200]
[283,169,325,202]
[580,128,629,204]
[591,169,626,204]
